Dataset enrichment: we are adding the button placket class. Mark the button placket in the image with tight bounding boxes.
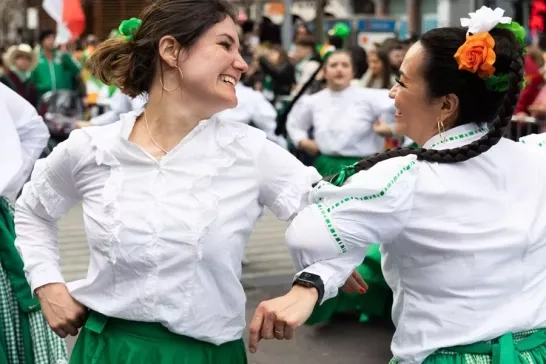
[145,167,162,314]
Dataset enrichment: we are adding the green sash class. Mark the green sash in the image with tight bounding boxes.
[445,330,546,364]
[71,311,248,364]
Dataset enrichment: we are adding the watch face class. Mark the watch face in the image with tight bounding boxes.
[299,273,309,280]
[297,280,313,288]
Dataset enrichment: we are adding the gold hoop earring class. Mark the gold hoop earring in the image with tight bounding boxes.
[437,118,447,143]
[160,66,183,92]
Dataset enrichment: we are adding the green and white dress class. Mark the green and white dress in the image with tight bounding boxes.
[286,85,395,324]
[285,123,546,363]
[0,83,67,363]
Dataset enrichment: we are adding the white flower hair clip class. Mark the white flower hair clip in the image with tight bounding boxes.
[460,6,512,35]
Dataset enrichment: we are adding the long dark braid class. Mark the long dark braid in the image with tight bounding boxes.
[338,28,525,178]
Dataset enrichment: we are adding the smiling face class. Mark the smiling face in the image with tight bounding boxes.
[324,52,354,91]
[173,16,248,114]
[389,42,443,144]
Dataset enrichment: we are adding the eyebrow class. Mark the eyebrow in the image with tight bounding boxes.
[219,33,237,44]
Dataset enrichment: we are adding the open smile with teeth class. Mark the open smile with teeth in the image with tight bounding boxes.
[221,75,236,86]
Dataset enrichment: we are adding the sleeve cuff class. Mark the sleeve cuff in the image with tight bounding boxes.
[293,266,341,305]
[28,265,66,295]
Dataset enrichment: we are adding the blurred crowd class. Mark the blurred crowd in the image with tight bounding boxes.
[2,18,546,154]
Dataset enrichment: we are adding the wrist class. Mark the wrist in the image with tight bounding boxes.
[293,272,325,303]
[290,284,319,302]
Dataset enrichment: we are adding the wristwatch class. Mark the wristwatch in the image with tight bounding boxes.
[293,272,325,303]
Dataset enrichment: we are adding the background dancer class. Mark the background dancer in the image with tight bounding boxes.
[286,49,395,325]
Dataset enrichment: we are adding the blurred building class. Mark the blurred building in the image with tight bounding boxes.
[28,0,151,40]
[18,0,531,44]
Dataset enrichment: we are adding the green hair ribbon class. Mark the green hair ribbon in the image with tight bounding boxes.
[118,18,142,41]
[483,74,510,92]
[495,20,526,48]
[330,163,358,187]
[482,20,527,93]
[328,22,351,39]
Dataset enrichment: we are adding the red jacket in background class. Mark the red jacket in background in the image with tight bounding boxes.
[515,54,543,115]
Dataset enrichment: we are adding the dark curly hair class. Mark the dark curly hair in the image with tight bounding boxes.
[332,26,524,179]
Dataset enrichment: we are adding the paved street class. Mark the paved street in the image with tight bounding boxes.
[58,205,394,363]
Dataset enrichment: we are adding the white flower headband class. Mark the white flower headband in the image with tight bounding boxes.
[455,6,525,92]
[460,6,512,35]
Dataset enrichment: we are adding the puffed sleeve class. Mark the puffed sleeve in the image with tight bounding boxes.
[258,140,322,221]
[519,133,546,148]
[14,130,90,293]
[286,155,419,303]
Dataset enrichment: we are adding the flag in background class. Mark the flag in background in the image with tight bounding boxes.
[42,0,85,44]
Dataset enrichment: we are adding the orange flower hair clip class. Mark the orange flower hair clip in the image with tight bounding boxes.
[454,32,496,78]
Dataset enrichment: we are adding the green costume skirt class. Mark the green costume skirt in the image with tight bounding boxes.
[307,155,392,325]
[70,311,248,364]
[389,329,546,364]
[0,197,68,364]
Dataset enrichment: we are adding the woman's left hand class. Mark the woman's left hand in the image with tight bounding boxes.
[248,285,319,353]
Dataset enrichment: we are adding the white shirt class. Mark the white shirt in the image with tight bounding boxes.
[519,133,546,147]
[286,86,395,157]
[90,91,146,127]
[285,123,546,363]
[14,111,322,345]
[0,83,49,201]
[215,83,287,148]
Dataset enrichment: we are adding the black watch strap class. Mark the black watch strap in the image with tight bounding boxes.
[293,272,325,303]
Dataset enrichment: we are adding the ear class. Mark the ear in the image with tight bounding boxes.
[440,93,459,125]
[158,35,181,68]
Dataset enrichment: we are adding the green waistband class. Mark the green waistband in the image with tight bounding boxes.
[85,310,242,348]
[442,329,546,364]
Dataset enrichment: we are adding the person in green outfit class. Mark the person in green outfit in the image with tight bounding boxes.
[0,83,68,363]
[250,7,546,364]
[13,1,362,364]
[31,29,83,100]
[286,49,396,325]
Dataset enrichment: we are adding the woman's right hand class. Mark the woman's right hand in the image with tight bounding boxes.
[35,283,87,338]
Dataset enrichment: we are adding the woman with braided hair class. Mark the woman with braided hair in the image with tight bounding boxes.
[248,7,546,364]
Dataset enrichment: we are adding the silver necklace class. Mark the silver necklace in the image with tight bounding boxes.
[144,110,169,154]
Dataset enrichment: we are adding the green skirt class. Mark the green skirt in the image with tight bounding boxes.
[389,329,546,364]
[307,155,392,325]
[0,197,68,364]
[70,311,248,364]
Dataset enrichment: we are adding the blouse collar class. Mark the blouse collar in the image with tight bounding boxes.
[422,123,489,150]
[117,109,212,142]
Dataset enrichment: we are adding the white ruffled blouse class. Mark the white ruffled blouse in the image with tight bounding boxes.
[286,124,546,363]
[14,111,321,345]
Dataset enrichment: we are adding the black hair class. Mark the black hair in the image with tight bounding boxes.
[39,29,55,43]
[332,26,524,177]
[328,35,344,49]
[366,46,394,89]
[349,45,368,79]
